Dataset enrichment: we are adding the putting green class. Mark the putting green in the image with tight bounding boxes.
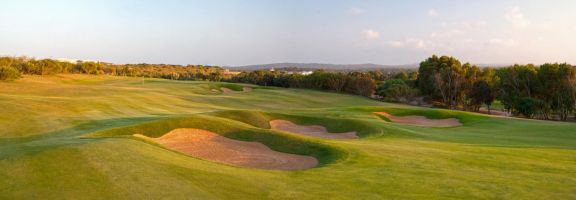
[1,74,575,199]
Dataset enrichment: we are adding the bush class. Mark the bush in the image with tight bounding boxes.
[376,79,418,102]
[0,65,21,81]
[515,97,545,118]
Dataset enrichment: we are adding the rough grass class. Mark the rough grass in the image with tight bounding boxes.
[0,74,575,199]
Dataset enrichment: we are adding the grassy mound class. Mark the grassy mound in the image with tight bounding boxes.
[87,114,346,166]
[344,106,488,124]
[208,110,273,128]
[208,110,384,138]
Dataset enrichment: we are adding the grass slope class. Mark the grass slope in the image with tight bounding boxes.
[0,74,575,199]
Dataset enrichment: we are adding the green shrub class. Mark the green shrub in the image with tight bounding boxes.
[0,65,21,81]
[376,79,418,102]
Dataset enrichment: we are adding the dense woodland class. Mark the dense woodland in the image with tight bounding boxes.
[416,55,576,120]
[0,57,227,81]
[0,55,575,121]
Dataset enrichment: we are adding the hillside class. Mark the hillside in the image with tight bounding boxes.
[228,63,418,71]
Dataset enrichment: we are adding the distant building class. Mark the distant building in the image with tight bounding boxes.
[300,71,313,75]
[284,70,313,75]
[57,58,100,64]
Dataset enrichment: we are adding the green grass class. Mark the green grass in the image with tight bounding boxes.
[1,74,576,199]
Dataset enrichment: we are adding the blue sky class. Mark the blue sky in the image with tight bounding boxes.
[1,0,575,66]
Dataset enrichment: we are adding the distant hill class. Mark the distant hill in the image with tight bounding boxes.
[227,63,419,71]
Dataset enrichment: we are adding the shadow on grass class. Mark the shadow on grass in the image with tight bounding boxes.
[0,116,163,159]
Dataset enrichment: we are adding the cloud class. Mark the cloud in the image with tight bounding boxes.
[505,6,530,28]
[387,38,427,49]
[347,7,364,16]
[428,9,439,17]
[407,38,427,49]
[362,29,380,40]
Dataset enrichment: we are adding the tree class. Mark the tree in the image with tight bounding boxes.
[495,64,540,116]
[460,63,481,110]
[376,79,418,102]
[417,55,463,107]
[393,71,408,80]
[0,57,14,67]
[515,97,544,118]
[433,61,463,108]
[0,65,21,81]
[36,59,62,75]
[370,70,387,81]
[17,61,39,74]
[538,63,576,120]
[344,72,375,97]
[60,62,75,73]
[468,80,494,112]
[208,72,222,82]
[77,62,101,74]
[325,73,347,92]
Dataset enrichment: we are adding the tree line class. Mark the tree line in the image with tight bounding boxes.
[416,55,576,120]
[0,56,228,81]
[229,55,576,121]
[228,70,410,97]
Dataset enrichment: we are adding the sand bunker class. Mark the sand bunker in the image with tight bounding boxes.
[270,120,358,139]
[218,87,252,94]
[134,128,317,170]
[220,87,234,94]
[374,112,461,127]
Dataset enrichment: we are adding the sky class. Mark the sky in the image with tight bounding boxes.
[1,0,575,66]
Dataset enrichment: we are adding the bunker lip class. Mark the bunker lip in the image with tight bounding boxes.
[374,112,462,127]
[270,120,358,139]
[134,128,318,170]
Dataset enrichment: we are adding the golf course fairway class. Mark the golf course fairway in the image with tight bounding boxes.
[1,74,575,199]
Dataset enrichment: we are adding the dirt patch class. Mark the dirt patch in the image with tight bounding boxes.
[374,112,461,127]
[134,128,317,170]
[211,89,220,93]
[242,87,252,92]
[270,120,358,139]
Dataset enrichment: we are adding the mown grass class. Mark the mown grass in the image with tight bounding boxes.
[0,74,575,199]
[208,110,383,137]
